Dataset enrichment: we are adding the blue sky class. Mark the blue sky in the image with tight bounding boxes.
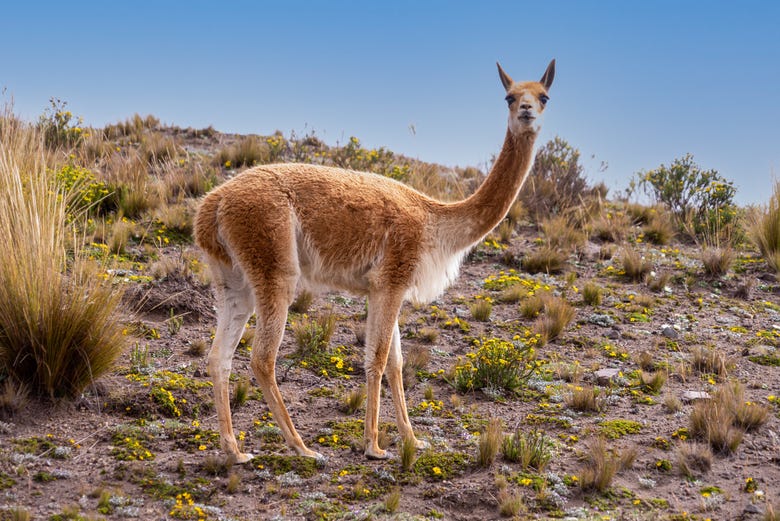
[2,1,778,205]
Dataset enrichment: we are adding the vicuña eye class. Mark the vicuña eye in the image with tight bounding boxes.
[505,95,516,107]
[539,94,550,105]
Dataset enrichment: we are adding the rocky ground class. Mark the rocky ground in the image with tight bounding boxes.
[1,223,778,520]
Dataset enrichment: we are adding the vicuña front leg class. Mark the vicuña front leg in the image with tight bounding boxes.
[386,322,428,449]
[250,302,323,460]
[363,293,404,459]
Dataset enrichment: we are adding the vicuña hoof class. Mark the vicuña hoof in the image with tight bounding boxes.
[295,446,325,460]
[414,438,430,450]
[229,452,254,464]
[365,447,393,460]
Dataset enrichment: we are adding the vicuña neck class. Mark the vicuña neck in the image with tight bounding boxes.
[441,130,537,251]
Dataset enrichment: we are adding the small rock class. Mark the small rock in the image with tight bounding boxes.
[743,503,762,515]
[661,325,679,339]
[605,329,621,340]
[595,368,621,385]
[682,390,711,402]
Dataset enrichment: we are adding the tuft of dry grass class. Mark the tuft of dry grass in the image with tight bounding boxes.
[590,211,631,243]
[520,293,547,319]
[498,283,528,303]
[663,393,683,414]
[507,199,526,226]
[289,290,314,314]
[216,136,269,168]
[598,243,616,260]
[469,299,493,322]
[497,487,526,518]
[399,435,417,472]
[552,361,583,383]
[646,271,672,292]
[231,378,250,409]
[403,344,431,389]
[675,442,713,478]
[578,437,621,493]
[717,381,770,433]
[476,417,503,468]
[417,327,439,344]
[689,399,744,455]
[521,246,567,275]
[162,161,217,201]
[186,338,209,357]
[620,247,652,282]
[496,220,514,243]
[225,472,242,494]
[635,350,655,371]
[541,215,587,252]
[690,345,732,378]
[0,108,126,399]
[340,385,366,415]
[748,180,780,273]
[140,133,180,164]
[154,201,195,238]
[383,488,401,513]
[0,379,29,419]
[582,282,603,306]
[532,295,575,343]
[566,385,604,413]
[202,454,233,476]
[638,370,667,395]
[701,246,735,278]
[766,502,779,521]
[642,210,676,245]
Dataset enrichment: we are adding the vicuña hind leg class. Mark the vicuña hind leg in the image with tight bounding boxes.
[363,292,404,459]
[208,264,254,464]
[386,321,428,449]
[250,296,323,460]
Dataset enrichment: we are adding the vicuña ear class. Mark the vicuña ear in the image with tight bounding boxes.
[497,62,513,91]
[540,59,555,90]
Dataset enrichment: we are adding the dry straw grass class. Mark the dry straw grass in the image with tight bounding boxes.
[578,436,632,493]
[619,247,652,282]
[0,108,125,398]
[476,417,503,468]
[748,180,780,273]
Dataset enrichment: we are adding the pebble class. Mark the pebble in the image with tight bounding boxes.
[594,368,621,385]
[681,390,711,402]
[661,325,679,339]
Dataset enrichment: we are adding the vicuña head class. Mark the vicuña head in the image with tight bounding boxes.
[194,59,555,464]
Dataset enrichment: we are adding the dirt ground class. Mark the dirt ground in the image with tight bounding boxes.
[1,221,779,520]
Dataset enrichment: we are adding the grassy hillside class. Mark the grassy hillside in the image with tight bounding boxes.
[0,103,778,520]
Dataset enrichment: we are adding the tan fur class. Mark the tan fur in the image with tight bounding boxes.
[194,60,555,462]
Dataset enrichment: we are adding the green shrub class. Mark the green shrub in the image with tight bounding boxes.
[330,136,410,181]
[38,98,84,148]
[502,429,552,471]
[520,137,602,222]
[636,153,737,238]
[450,337,538,398]
[56,164,111,216]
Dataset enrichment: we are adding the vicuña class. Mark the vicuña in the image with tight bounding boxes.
[195,59,555,462]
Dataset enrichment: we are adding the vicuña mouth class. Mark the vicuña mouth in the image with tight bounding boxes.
[518,113,535,122]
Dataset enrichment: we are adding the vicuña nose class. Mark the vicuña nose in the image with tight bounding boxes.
[520,103,532,110]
